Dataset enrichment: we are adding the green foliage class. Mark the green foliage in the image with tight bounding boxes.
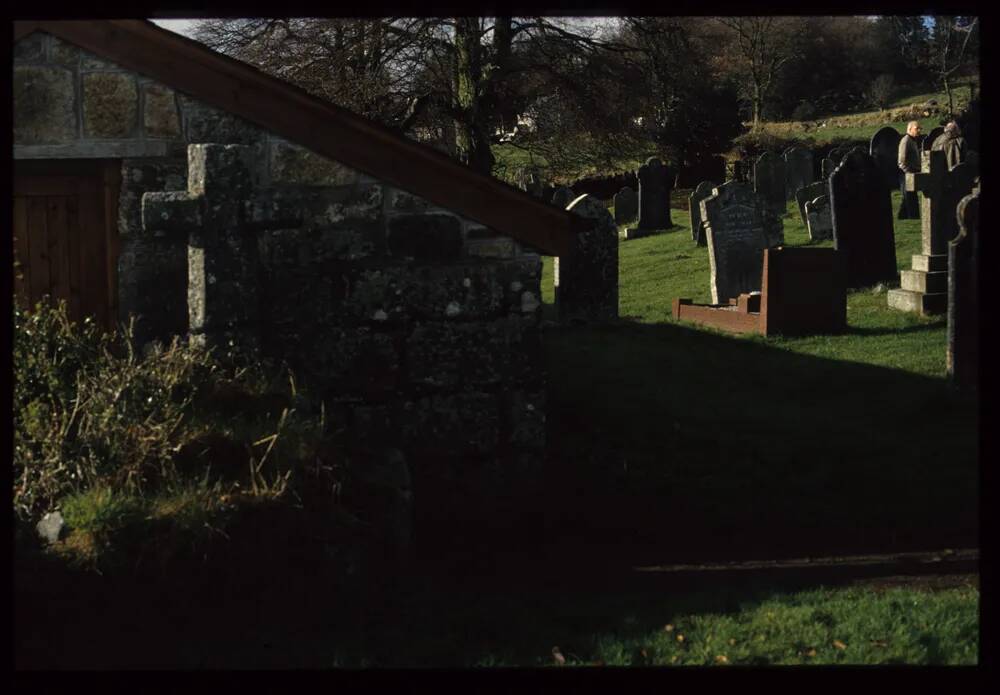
[59,487,147,542]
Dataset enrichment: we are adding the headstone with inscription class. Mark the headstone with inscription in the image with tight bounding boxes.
[805,195,833,241]
[689,181,716,246]
[870,126,902,192]
[613,186,638,224]
[754,152,787,217]
[947,189,979,389]
[829,149,897,288]
[784,147,814,201]
[700,182,771,303]
[795,181,827,227]
[636,157,672,231]
[887,150,979,315]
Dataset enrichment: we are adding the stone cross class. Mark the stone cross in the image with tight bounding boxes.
[700,181,770,304]
[556,194,619,321]
[689,181,716,246]
[636,157,672,230]
[947,189,979,389]
[888,150,978,315]
[142,144,260,350]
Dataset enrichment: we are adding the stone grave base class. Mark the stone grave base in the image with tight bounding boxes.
[887,288,947,315]
[673,247,847,337]
[621,226,669,241]
[887,253,948,316]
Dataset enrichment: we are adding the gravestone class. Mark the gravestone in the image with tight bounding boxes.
[613,186,638,224]
[870,126,902,192]
[700,181,771,303]
[795,181,826,227]
[730,160,746,183]
[922,126,945,152]
[689,181,716,246]
[829,149,897,288]
[887,150,979,315]
[821,157,836,181]
[828,147,849,164]
[551,186,574,209]
[754,152,786,217]
[805,195,833,241]
[557,194,619,321]
[784,147,814,201]
[636,157,672,231]
[947,189,979,389]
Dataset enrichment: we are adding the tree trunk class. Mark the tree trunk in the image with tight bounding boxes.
[453,18,495,175]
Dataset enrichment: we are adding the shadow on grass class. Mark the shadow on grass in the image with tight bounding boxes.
[531,316,978,568]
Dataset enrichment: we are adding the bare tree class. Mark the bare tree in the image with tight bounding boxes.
[712,17,802,130]
[929,16,979,116]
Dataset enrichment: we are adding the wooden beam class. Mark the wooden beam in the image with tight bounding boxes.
[26,20,579,256]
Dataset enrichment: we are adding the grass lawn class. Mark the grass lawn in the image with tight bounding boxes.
[15,192,979,669]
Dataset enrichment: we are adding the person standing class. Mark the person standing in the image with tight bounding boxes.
[931,120,968,170]
[897,120,922,219]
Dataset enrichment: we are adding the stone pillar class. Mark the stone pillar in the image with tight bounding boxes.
[948,189,979,390]
[554,194,618,322]
[888,150,978,315]
[142,144,260,351]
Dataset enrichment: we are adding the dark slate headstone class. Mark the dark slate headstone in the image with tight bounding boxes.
[689,181,716,246]
[870,126,902,192]
[795,181,827,227]
[828,147,849,164]
[923,126,945,152]
[784,147,814,201]
[805,195,833,241]
[829,149,897,288]
[820,157,836,181]
[613,186,638,224]
[558,194,619,321]
[948,189,979,390]
[701,182,771,303]
[551,186,574,209]
[637,157,672,230]
[754,152,786,217]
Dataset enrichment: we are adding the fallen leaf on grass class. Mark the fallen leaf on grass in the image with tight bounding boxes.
[715,655,729,664]
[728,638,736,646]
[676,634,685,643]
[805,648,817,657]
[833,640,847,650]
[664,624,674,632]
[871,640,888,648]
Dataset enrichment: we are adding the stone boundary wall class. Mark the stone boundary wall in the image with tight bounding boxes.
[15,32,547,530]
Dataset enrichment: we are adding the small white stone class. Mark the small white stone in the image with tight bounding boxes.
[526,403,535,411]
[161,212,169,220]
[463,277,472,288]
[445,301,461,317]
[373,309,388,321]
[510,281,523,292]
[207,274,216,285]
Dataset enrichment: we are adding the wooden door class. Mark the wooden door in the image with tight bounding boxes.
[13,160,121,330]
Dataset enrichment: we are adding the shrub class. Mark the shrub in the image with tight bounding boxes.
[13,297,219,519]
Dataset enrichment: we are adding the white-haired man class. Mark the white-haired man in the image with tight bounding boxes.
[897,120,921,219]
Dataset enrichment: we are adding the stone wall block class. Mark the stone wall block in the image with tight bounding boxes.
[118,159,187,237]
[141,191,203,235]
[404,393,500,457]
[83,72,138,138]
[143,83,181,137]
[269,140,362,185]
[13,66,76,144]
[14,34,45,62]
[187,143,253,200]
[48,37,80,68]
[180,95,265,146]
[387,214,463,261]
